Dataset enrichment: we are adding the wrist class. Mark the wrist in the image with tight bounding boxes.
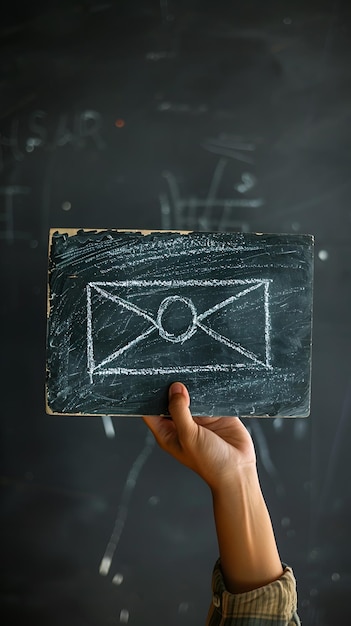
[209,461,259,499]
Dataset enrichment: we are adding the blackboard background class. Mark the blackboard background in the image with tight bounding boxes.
[0,1,350,624]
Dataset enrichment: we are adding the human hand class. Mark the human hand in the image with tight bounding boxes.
[142,382,256,492]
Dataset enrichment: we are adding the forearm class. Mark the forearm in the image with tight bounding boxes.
[211,465,283,594]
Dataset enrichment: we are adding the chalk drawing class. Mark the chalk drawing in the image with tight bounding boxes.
[99,431,155,576]
[87,279,272,380]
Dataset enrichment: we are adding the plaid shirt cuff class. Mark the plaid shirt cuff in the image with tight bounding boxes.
[206,559,299,625]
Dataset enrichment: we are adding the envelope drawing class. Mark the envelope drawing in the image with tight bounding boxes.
[86,279,272,380]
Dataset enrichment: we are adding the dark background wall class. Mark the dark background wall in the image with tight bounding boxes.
[1,1,350,624]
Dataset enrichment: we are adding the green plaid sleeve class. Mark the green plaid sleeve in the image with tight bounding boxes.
[206,560,300,625]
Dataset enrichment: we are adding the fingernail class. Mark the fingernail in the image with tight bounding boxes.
[169,382,184,398]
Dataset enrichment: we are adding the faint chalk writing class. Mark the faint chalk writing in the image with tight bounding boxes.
[202,134,260,164]
[0,109,105,170]
[0,119,23,166]
[235,172,257,194]
[0,185,31,243]
[99,431,155,576]
[157,102,208,114]
[160,133,263,230]
[160,0,174,22]
[146,51,176,61]
[160,166,259,231]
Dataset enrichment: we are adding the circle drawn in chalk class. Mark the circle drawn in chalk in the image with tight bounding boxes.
[156,296,197,343]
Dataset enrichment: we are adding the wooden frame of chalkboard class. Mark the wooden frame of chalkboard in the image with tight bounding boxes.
[46,228,314,417]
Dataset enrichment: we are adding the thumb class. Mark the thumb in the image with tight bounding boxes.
[168,382,196,440]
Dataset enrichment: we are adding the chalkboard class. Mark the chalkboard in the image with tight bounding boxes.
[46,229,314,417]
[2,3,351,623]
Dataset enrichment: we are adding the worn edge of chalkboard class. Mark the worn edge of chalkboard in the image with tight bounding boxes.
[45,228,314,418]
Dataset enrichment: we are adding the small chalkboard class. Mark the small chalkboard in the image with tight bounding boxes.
[46,229,314,417]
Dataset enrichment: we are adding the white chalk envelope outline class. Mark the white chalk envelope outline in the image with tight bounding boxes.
[86,279,273,380]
